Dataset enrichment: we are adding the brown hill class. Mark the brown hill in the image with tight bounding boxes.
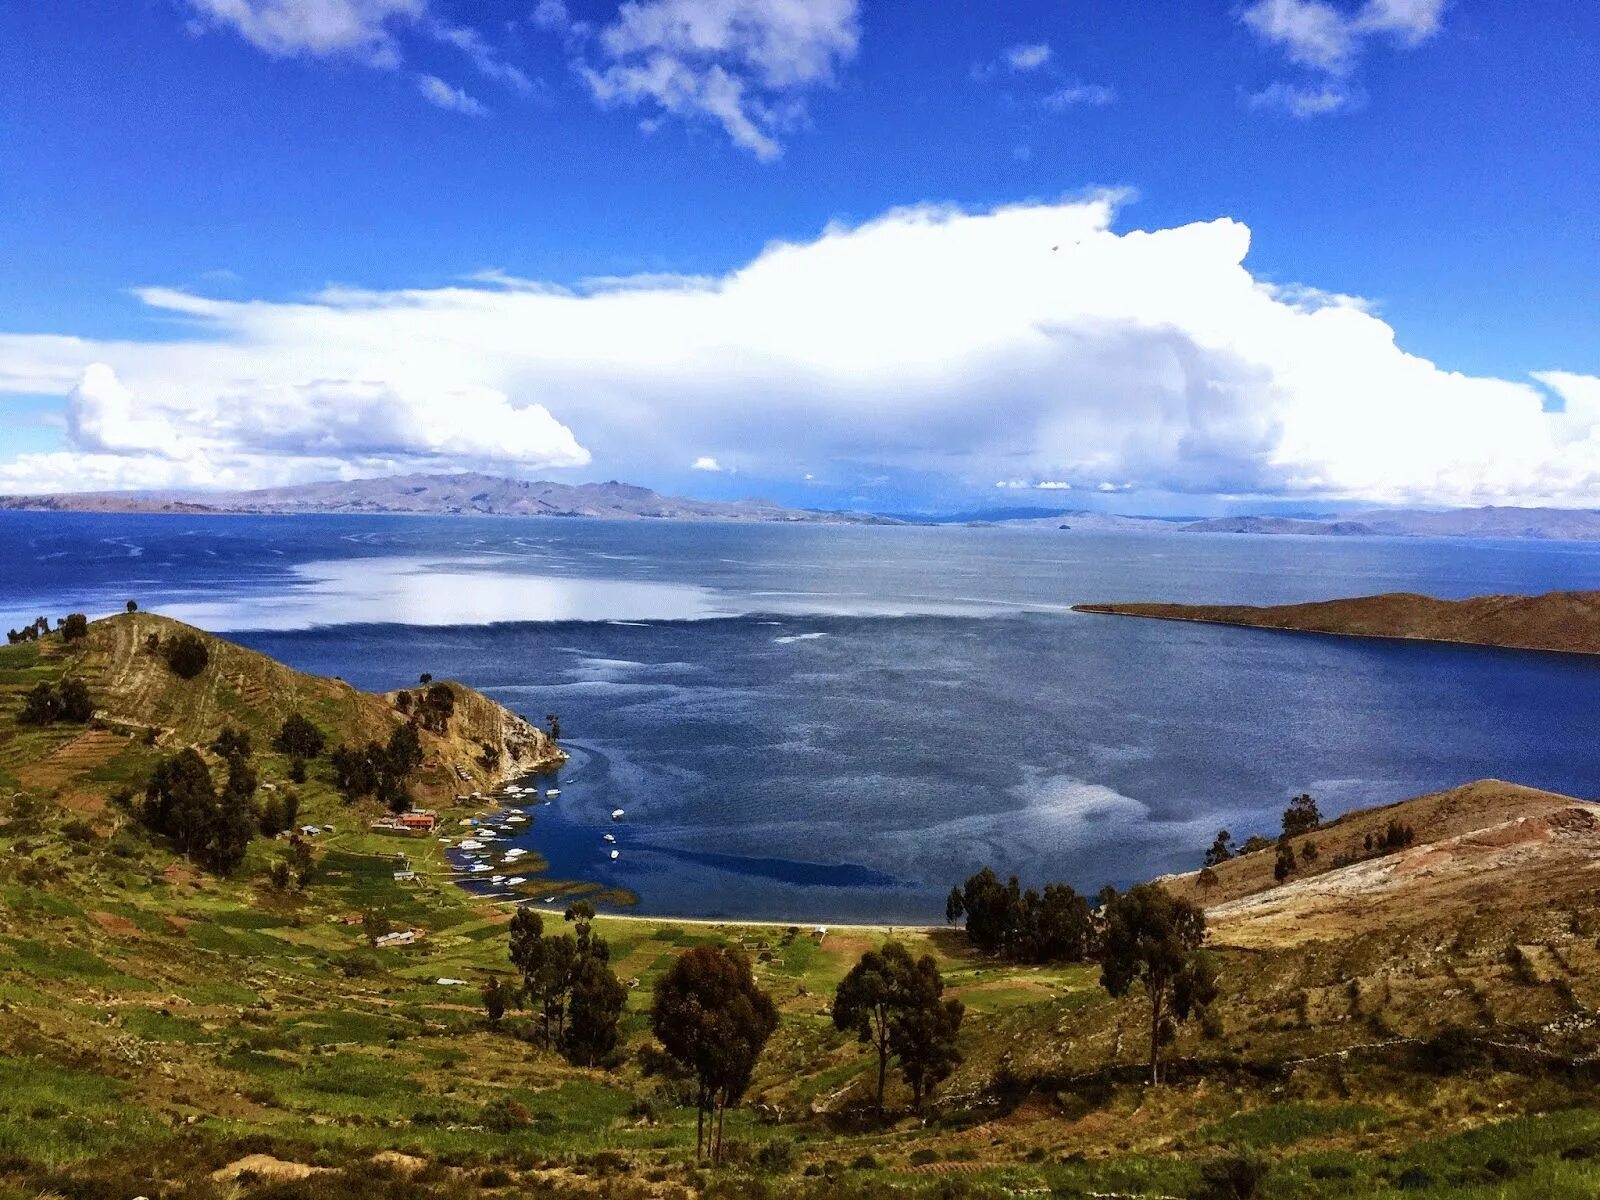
[1157,780,1600,948]
[1074,589,1600,655]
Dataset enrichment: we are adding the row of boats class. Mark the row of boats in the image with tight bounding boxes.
[440,777,631,883]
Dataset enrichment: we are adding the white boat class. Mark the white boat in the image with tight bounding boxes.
[507,876,526,885]
[547,788,561,797]
[490,875,506,884]
[602,833,616,843]
[610,849,620,860]
[469,863,491,873]
[611,809,625,821]
[507,814,526,823]
[458,839,484,850]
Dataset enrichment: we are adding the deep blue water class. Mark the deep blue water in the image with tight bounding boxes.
[5,510,1600,922]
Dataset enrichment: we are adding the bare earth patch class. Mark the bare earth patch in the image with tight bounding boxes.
[88,911,139,936]
[212,1154,325,1182]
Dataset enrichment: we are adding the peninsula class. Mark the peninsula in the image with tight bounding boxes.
[1074,588,1600,656]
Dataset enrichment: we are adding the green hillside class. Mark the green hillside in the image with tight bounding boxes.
[5,618,1600,1198]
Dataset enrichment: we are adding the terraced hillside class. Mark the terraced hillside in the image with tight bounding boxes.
[9,619,1600,1197]
[0,611,561,811]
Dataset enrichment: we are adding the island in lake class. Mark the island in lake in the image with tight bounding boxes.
[1074,588,1600,656]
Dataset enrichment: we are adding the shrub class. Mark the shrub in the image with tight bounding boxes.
[756,1138,797,1173]
[1395,1166,1432,1190]
[60,612,89,641]
[163,633,210,679]
[482,1097,531,1132]
[1195,1153,1267,1200]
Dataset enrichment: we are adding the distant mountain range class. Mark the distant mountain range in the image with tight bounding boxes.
[0,473,900,525]
[4,475,1600,542]
[1179,507,1600,541]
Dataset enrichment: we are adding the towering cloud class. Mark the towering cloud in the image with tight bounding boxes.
[1,195,1595,505]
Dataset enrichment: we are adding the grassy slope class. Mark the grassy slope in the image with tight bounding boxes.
[7,624,1600,1196]
[1074,589,1600,656]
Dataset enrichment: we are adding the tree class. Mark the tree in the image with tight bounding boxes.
[546,712,561,740]
[563,954,627,1065]
[56,679,92,722]
[274,712,326,760]
[162,633,210,679]
[363,909,393,946]
[482,975,511,1025]
[140,749,217,859]
[532,933,578,1048]
[419,672,433,684]
[414,683,455,734]
[1099,884,1218,1086]
[1281,793,1321,838]
[945,886,964,925]
[1273,837,1297,883]
[833,943,906,1123]
[204,757,259,875]
[651,946,778,1163]
[126,600,138,613]
[1203,829,1234,867]
[509,907,546,995]
[892,971,964,1109]
[60,613,88,641]
[211,725,252,763]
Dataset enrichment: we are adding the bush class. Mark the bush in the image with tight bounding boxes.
[338,952,381,978]
[60,612,89,641]
[756,1138,797,1173]
[482,1097,531,1132]
[1396,1166,1432,1190]
[163,633,210,679]
[1194,1153,1267,1200]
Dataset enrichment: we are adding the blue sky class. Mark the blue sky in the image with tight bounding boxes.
[0,0,1596,512]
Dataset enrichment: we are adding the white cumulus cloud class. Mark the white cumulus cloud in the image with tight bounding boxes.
[0,195,1595,506]
[691,456,724,472]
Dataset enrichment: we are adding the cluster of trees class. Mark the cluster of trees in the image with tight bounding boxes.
[494,903,628,1067]
[6,617,52,644]
[395,682,455,734]
[330,723,424,813]
[18,678,93,726]
[7,613,87,644]
[137,746,258,875]
[946,868,1219,1085]
[1202,793,1325,880]
[944,867,1094,963]
[832,941,964,1119]
[133,724,310,875]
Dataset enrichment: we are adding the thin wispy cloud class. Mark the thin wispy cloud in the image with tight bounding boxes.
[576,0,861,161]
[1006,42,1053,71]
[417,74,488,115]
[430,22,535,95]
[1042,82,1116,110]
[183,0,427,66]
[1241,0,1446,117]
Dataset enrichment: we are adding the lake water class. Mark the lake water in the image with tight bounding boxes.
[5,510,1600,921]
